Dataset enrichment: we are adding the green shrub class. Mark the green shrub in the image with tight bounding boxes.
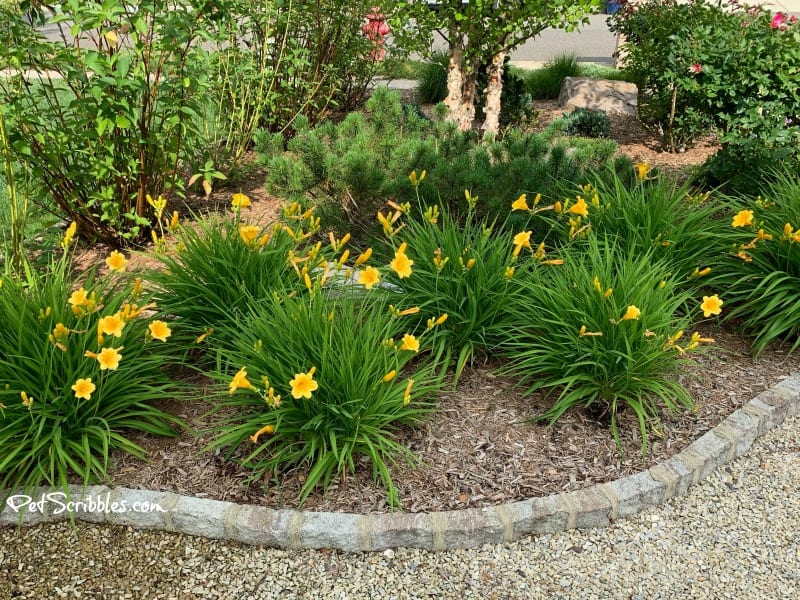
[711,172,800,354]
[0,1,211,247]
[0,240,183,502]
[525,53,582,100]
[416,51,450,104]
[579,63,632,81]
[497,237,711,452]
[208,292,446,507]
[265,86,624,238]
[558,108,611,138]
[610,0,800,159]
[695,145,797,198]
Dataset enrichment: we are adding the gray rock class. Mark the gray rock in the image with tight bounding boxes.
[559,77,638,116]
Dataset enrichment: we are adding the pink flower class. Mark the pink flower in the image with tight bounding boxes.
[689,63,703,74]
[771,12,787,30]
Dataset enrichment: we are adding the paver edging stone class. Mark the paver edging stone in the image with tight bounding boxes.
[2,374,799,551]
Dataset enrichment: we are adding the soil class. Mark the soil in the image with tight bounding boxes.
[82,100,792,514]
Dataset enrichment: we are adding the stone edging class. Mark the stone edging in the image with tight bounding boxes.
[2,375,799,551]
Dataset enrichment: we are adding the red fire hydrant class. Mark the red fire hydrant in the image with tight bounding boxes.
[362,6,391,61]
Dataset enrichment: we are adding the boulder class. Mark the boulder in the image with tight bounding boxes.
[558,77,638,117]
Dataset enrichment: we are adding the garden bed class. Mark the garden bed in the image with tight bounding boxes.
[62,109,759,514]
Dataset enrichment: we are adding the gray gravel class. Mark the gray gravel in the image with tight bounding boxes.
[2,416,799,599]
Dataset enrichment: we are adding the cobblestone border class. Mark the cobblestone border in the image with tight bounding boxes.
[2,375,798,551]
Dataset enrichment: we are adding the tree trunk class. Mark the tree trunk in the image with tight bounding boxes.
[444,32,465,116]
[481,50,506,136]
[457,68,477,131]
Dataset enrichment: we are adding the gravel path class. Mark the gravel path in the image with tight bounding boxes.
[2,416,798,599]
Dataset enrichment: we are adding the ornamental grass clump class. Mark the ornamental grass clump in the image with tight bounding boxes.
[497,237,716,453]
[209,292,447,507]
[148,196,331,352]
[711,172,800,354]
[0,233,182,504]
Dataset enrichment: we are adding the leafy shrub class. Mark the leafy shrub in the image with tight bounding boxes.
[524,53,582,100]
[695,145,797,198]
[208,292,445,506]
[0,1,211,247]
[559,108,611,138]
[148,197,328,351]
[0,239,182,501]
[265,86,624,237]
[496,237,710,452]
[416,51,450,104]
[186,0,388,183]
[610,0,800,158]
[711,172,800,354]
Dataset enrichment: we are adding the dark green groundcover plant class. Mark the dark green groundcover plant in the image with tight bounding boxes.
[0,248,184,506]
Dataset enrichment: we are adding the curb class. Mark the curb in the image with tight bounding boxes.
[2,374,799,551]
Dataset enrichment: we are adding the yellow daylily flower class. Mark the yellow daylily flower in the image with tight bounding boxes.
[511,194,529,212]
[250,424,275,444]
[229,367,253,395]
[61,221,77,250]
[634,163,651,181]
[96,347,123,371]
[239,224,260,245]
[231,193,251,210]
[358,266,381,290]
[290,367,319,399]
[620,305,641,321]
[105,250,128,272]
[403,379,414,406]
[569,196,588,217]
[148,320,172,342]
[700,295,723,317]
[72,378,96,401]
[400,333,420,353]
[98,314,125,338]
[390,244,414,279]
[512,231,532,257]
[731,210,754,228]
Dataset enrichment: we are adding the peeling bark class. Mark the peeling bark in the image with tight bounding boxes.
[481,50,506,136]
[445,30,465,116]
[457,68,478,131]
